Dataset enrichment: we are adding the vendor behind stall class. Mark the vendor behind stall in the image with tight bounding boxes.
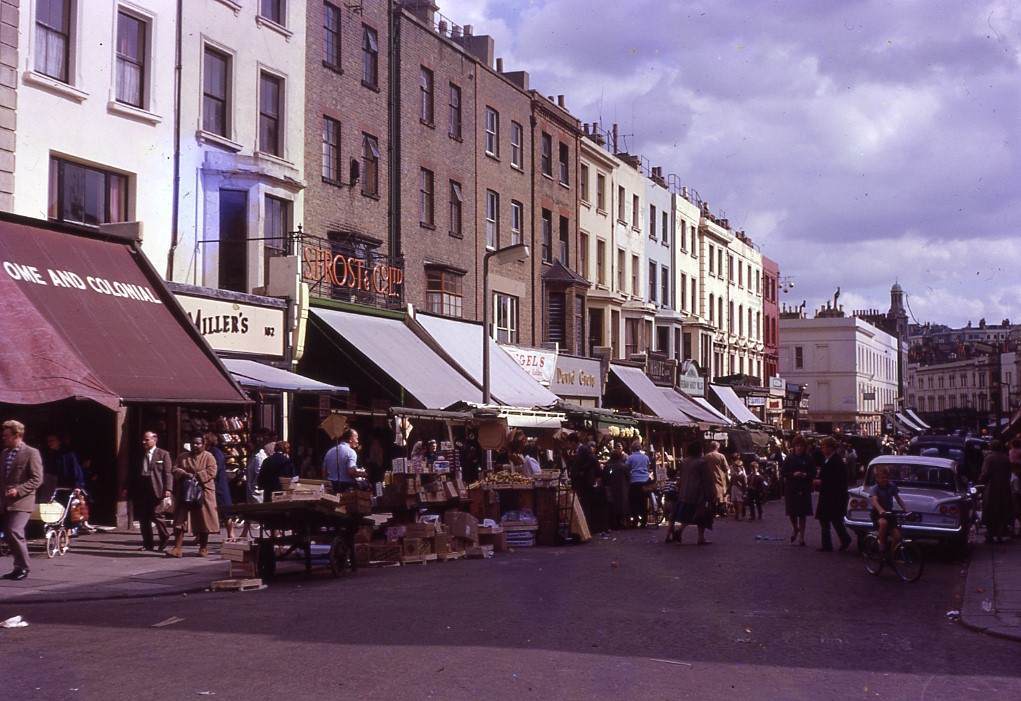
[324,429,365,493]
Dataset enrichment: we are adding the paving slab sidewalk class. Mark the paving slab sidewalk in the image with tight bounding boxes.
[961,540,1021,642]
[0,530,229,605]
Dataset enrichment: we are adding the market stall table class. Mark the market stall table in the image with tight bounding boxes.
[228,500,373,580]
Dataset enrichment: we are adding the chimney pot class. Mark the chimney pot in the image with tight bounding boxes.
[451,24,462,38]
[557,94,565,108]
[496,57,504,72]
[438,19,447,34]
[464,24,473,36]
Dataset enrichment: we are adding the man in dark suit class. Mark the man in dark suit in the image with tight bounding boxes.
[134,431,173,551]
[1,420,43,580]
[814,436,852,552]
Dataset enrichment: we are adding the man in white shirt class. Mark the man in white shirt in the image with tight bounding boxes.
[324,429,365,493]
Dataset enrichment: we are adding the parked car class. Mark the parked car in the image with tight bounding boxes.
[907,435,986,483]
[844,455,976,554]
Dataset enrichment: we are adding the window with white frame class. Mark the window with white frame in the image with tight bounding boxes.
[580,163,589,202]
[35,0,72,83]
[258,71,283,157]
[485,190,498,249]
[115,10,147,108]
[510,200,523,245]
[202,46,230,137]
[448,83,462,139]
[419,168,434,226]
[510,121,523,168]
[362,25,378,88]
[260,0,286,26]
[419,66,434,124]
[427,269,463,318]
[449,180,463,237]
[322,116,341,181]
[484,107,499,156]
[540,133,552,176]
[323,2,341,69]
[558,142,569,185]
[493,293,519,343]
[361,133,379,197]
[48,156,129,226]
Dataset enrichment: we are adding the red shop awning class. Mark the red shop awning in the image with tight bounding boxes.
[0,215,247,408]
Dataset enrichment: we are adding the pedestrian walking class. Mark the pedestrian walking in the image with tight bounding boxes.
[204,432,234,541]
[979,440,1014,543]
[745,462,765,521]
[569,434,600,529]
[605,443,630,530]
[133,431,173,551]
[1,420,43,580]
[244,432,272,504]
[667,441,716,545]
[730,459,747,521]
[324,429,364,493]
[814,437,852,552]
[782,436,815,546]
[626,441,651,528]
[704,441,729,517]
[166,435,219,558]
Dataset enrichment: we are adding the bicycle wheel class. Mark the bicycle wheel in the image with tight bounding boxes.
[58,528,71,555]
[892,541,924,582]
[862,534,884,576]
[45,529,60,558]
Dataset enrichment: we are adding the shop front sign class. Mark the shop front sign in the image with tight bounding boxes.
[767,398,783,412]
[745,396,767,407]
[504,345,557,386]
[677,361,705,397]
[301,236,404,308]
[551,355,602,400]
[175,294,286,358]
[769,376,785,396]
[646,353,676,387]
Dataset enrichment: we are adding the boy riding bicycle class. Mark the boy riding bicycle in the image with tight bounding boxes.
[870,464,908,553]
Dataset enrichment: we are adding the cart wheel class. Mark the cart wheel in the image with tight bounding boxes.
[45,529,60,558]
[258,540,276,580]
[58,527,71,555]
[329,536,351,578]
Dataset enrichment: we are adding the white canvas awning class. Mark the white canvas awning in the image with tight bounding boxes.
[661,388,728,425]
[416,314,559,408]
[905,409,931,430]
[312,309,482,409]
[895,412,923,433]
[710,384,762,424]
[222,358,347,394]
[609,365,692,425]
[693,397,734,426]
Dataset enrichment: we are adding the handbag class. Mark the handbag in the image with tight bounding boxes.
[155,495,174,514]
[183,476,203,505]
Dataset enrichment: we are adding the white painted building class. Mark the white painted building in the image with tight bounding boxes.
[13,0,176,263]
[614,153,655,359]
[173,0,306,295]
[698,215,732,379]
[779,314,900,435]
[726,232,764,382]
[673,191,711,371]
[645,170,678,357]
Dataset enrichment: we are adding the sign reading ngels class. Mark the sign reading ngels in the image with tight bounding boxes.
[175,294,285,358]
[504,345,557,386]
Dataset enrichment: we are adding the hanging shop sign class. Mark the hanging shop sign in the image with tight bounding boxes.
[677,361,705,397]
[646,352,676,387]
[769,376,785,396]
[550,355,601,400]
[504,345,557,386]
[175,293,286,358]
[301,236,404,308]
[767,398,783,412]
[744,396,767,407]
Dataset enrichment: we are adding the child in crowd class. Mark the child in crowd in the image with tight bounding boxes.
[745,462,765,521]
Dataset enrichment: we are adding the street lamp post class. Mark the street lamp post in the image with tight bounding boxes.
[481,244,530,405]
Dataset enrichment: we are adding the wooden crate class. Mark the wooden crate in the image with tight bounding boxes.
[211,578,263,592]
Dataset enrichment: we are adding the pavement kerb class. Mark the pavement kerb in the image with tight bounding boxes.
[959,545,1021,643]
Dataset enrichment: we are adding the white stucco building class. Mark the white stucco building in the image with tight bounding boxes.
[779,314,900,435]
[13,1,176,263]
[645,169,678,357]
[173,0,306,295]
[726,231,764,382]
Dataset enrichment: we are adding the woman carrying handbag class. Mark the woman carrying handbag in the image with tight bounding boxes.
[166,435,219,558]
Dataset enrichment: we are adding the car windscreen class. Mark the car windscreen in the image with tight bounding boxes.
[919,447,964,462]
[865,463,957,491]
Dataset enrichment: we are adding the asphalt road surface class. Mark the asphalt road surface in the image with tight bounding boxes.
[2,506,1018,701]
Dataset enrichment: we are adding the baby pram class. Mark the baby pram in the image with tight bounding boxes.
[32,487,89,558]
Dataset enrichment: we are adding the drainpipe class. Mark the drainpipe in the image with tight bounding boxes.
[166,0,183,281]
[530,112,537,345]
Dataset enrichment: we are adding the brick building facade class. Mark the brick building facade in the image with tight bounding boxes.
[304,0,391,296]
[762,254,780,379]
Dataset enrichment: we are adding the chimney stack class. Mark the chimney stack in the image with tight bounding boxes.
[451,24,462,38]
[464,24,473,36]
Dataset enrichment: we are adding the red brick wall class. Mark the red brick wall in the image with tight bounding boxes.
[474,66,534,342]
[762,254,780,377]
[396,10,478,317]
[304,1,390,254]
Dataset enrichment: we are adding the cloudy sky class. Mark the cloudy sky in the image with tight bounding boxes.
[442,0,1021,327]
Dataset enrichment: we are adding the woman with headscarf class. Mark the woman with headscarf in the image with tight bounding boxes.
[979,440,1014,543]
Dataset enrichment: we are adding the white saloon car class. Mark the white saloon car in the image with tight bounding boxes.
[844,455,975,552]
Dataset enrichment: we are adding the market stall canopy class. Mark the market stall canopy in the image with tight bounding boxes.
[905,409,931,431]
[894,412,923,434]
[660,388,727,425]
[415,313,559,408]
[693,397,734,426]
[222,358,348,394]
[311,308,482,409]
[0,216,246,408]
[710,384,762,425]
[608,364,691,426]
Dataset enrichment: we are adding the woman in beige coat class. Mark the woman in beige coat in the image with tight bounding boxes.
[166,435,219,558]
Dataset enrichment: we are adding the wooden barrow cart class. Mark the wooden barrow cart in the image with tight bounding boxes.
[228,500,372,580]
